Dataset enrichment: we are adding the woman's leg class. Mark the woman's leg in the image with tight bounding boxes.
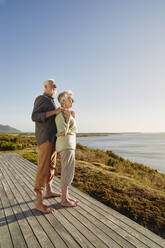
[61,186,78,206]
[60,149,79,206]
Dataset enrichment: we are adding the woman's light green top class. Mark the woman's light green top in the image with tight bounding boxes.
[55,112,77,153]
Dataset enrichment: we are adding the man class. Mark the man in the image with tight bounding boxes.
[31,79,62,213]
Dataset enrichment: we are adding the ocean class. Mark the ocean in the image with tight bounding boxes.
[77,133,165,173]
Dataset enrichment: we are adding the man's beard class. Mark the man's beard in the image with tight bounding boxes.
[51,89,57,95]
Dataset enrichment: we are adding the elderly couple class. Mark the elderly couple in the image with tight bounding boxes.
[31,79,78,213]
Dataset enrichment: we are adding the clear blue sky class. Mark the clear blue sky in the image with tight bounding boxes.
[0,0,165,132]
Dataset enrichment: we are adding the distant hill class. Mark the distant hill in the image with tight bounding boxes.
[0,124,21,133]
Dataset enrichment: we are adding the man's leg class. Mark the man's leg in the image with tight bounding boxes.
[45,144,61,198]
[34,141,55,212]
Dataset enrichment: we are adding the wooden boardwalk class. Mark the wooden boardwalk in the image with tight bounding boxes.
[0,153,165,248]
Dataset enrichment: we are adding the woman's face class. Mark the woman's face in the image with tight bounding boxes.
[63,96,74,108]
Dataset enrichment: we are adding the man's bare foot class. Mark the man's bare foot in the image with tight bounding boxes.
[68,197,79,204]
[45,192,61,198]
[60,199,77,207]
[35,203,54,213]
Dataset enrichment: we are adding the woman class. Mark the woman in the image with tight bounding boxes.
[55,90,79,207]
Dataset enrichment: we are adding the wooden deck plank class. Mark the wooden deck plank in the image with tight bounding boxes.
[0,153,165,248]
[0,163,56,248]
[63,201,141,248]
[6,154,114,248]
[49,198,120,248]
[0,168,69,248]
[18,154,165,248]
[0,176,27,248]
[0,170,41,248]
[0,160,78,248]
[15,157,137,248]
[13,158,120,248]
[2,155,100,248]
[13,154,131,248]
[58,203,135,248]
[0,197,13,248]
[7,158,96,248]
[16,157,161,248]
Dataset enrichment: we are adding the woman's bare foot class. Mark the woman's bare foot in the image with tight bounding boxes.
[35,203,54,213]
[68,197,79,204]
[45,192,61,198]
[60,199,77,207]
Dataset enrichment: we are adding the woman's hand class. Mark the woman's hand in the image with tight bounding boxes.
[61,130,67,136]
[63,110,71,123]
[70,110,75,118]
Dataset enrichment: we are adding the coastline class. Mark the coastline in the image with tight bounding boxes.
[77,133,165,174]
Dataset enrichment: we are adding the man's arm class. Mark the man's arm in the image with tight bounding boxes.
[31,97,46,122]
[45,108,62,118]
[31,96,62,122]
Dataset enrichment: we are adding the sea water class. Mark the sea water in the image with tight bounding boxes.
[77,133,165,173]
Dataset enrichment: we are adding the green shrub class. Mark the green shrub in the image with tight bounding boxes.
[21,153,37,165]
[0,134,36,151]
[0,141,15,150]
[106,150,124,161]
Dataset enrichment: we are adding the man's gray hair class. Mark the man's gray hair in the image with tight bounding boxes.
[58,90,73,104]
[43,79,55,87]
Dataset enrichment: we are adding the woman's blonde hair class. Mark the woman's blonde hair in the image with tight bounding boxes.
[58,90,73,104]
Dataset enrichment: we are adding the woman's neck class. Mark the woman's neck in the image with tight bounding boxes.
[61,104,70,109]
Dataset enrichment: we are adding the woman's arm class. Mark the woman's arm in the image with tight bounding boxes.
[55,113,68,136]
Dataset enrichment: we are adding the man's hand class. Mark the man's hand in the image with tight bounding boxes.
[46,107,64,118]
[54,107,63,115]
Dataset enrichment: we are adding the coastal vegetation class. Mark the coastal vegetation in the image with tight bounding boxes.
[0,134,36,150]
[0,134,165,238]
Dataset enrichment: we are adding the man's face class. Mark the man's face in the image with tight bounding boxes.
[47,81,57,96]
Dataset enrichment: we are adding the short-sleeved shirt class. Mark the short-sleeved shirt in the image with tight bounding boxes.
[31,93,57,145]
[55,112,77,153]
